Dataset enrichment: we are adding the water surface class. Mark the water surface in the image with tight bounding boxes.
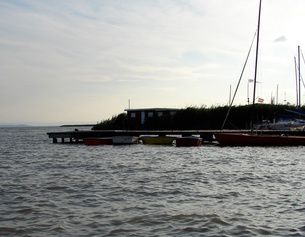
[1,127,305,236]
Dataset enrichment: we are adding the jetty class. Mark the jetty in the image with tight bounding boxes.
[47,129,305,143]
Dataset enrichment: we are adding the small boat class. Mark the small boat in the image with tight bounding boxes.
[112,136,138,145]
[84,137,113,145]
[175,136,202,147]
[141,135,176,145]
[214,133,305,146]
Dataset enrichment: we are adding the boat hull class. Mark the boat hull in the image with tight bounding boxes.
[214,133,305,146]
[112,136,138,145]
[255,119,305,131]
[175,136,202,147]
[141,136,176,145]
[84,137,113,145]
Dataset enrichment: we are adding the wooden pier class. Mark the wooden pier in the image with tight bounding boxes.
[47,129,305,143]
[47,130,215,143]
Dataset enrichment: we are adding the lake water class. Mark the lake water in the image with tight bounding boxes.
[1,126,305,236]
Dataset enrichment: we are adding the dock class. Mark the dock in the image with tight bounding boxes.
[47,130,216,143]
[47,129,305,143]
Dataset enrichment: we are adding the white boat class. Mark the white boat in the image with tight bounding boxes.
[112,136,138,145]
[290,119,305,131]
[255,119,305,131]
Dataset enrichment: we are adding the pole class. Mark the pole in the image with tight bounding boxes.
[247,81,249,104]
[294,56,299,107]
[251,0,262,133]
[276,84,278,104]
[229,85,232,105]
[298,45,301,107]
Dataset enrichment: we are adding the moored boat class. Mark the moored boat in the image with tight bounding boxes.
[112,136,138,145]
[214,132,305,146]
[255,119,305,131]
[84,137,113,145]
[175,136,202,147]
[141,135,176,145]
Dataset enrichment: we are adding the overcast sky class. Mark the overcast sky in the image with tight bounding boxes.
[1,0,305,125]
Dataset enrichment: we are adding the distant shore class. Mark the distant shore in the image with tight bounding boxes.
[0,124,30,128]
[60,124,95,127]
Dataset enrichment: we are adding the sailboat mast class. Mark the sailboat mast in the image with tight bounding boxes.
[251,0,262,132]
[298,45,301,108]
[295,56,299,106]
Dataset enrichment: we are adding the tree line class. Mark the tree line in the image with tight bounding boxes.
[92,104,303,130]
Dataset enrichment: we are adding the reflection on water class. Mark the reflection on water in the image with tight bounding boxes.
[1,127,305,236]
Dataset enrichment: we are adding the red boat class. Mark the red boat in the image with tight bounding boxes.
[214,133,305,146]
[175,136,202,147]
[84,137,113,146]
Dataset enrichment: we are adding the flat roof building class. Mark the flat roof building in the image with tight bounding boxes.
[124,108,179,129]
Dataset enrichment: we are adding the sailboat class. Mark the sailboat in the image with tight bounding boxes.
[214,0,305,146]
[254,46,305,132]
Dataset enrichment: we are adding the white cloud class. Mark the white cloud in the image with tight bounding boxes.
[273,36,287,43]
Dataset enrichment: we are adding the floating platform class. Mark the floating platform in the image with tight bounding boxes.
[47,129,305,144]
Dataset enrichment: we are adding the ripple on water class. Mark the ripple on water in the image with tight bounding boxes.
[1,128,305,236]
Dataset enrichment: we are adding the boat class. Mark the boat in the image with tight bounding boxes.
[214,133,305,146]
[254,120,291,130]
[140,135,176,145]
[214,0,305,146]
[175,136,202,147]
[112,136,138,145]
[255,119,305,131]
[84,137,113,145]
[255,108,305,131]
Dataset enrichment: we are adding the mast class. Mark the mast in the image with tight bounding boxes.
[229,84,232,105]
[251,0,262,133]
[298,45,301,108]
[276,84,278,104]
[295,56,299,106]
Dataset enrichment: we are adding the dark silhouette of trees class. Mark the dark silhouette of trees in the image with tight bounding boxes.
[93,104,301,130]
[93,113,127,130]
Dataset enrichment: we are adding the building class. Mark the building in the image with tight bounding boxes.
[124,108,180,129]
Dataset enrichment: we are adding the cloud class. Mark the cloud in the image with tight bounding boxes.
[273,36,287,43]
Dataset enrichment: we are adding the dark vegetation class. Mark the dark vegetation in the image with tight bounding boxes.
[92,104,302,130]
[93,113,128,130]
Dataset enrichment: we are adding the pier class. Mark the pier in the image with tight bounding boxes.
[47,129,305,143]
[47,130,216,143]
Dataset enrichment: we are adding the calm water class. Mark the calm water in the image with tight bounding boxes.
[1,127,305,236]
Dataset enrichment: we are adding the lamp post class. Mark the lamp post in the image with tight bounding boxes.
[247,79,262,104]
[247,79,254,104]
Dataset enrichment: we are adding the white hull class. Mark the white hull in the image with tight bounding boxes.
[112,136,138,144]
[255,119,305,131]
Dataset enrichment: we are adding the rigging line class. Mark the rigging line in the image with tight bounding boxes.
[301,50,305,89]
[220,30,257,130]
[302,50,305,65]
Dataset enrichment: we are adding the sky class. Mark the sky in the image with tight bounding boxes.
[1,0,305,125]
